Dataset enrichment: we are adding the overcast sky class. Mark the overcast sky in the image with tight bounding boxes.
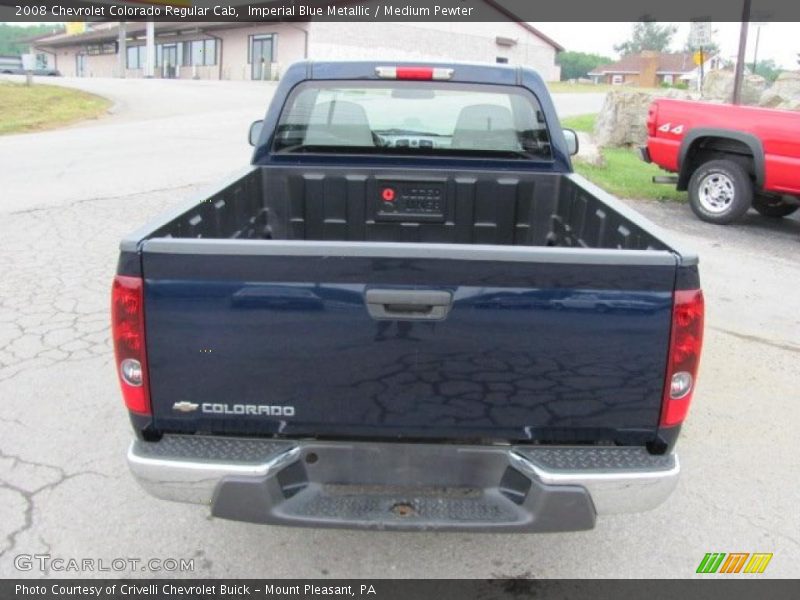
[537,22,800,69]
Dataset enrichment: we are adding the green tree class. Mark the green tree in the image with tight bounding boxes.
[753,59,781,82]
[556,51,614,81]
[0,24,62,56]
[614,21,678,55]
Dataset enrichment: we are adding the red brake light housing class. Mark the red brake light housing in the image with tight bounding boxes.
[660,289,704,427]
[375,66,454,81]
[646,102,659,137]
[112,275,151,415]
[396,67,435,80]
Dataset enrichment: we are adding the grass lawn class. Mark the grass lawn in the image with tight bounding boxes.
[546,81,614,94]
[560,113,597,134]
[0,81,111,135]
[574,147,687,202]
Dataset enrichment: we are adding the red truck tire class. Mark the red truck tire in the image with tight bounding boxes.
[688,159,753,224]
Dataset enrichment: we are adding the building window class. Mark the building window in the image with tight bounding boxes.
[495,36,516,47]
[496,57,509,64]
[181,39,217,67]
[126,46,146,69]
[191,40,203,65]
[611,74,623,85]
[248,34,275,64]
[193,40,202,65]
[204,39,216,65]
[663,74,674,84]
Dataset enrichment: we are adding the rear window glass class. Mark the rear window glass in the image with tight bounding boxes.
[273,81,552,160]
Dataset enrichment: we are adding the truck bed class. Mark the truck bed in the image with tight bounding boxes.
[120,165,690,447]
[134,165,672,251]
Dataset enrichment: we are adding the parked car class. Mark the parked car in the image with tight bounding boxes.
[0,55,60,76]
[0,67,61,76]
[114,61,703,532]
[641,98,800,224]
[0,54,21,72]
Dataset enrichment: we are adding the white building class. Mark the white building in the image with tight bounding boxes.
[679,55,724,90]
[31,4,562,81]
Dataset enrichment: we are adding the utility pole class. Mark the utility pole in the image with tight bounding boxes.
[699,46,705,93]
[732,0,752,105]
[751,24,761,74]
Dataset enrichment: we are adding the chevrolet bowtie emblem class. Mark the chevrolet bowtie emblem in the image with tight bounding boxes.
[172,401,199,413]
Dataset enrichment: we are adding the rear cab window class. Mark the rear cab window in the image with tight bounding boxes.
[272,81,552,160]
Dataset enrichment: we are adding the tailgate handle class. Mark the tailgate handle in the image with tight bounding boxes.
[365,290,453,321]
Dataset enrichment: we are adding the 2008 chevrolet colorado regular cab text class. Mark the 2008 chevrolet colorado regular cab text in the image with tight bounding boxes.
[113,61,704,532]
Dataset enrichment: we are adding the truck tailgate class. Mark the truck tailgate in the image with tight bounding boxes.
[142,240,676,443]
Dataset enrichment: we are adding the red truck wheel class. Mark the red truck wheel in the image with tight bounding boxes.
[688,159,753,225]
[753,195,799,218]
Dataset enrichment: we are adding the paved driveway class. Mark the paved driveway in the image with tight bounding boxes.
[0,77,797,579]
[0,76,604,213]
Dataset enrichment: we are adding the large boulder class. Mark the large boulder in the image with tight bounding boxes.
[783,99,800,111]
[593,88,697,147]
[701,69,767,105]
[759,71,800,110]
[593,91,653,147]
[576,131,604,166]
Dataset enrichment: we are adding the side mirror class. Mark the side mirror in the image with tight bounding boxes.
[563,128,579,156]
[248,120,264,146]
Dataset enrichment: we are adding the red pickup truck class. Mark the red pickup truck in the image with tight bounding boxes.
[642,98,800,224]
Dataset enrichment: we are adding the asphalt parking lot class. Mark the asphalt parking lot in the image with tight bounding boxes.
[0,76,798,579]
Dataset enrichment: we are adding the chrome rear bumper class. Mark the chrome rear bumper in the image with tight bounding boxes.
[128,435,678,532]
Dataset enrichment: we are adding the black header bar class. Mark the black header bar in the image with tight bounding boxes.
[3,579,800,600]
[2,0,800,23]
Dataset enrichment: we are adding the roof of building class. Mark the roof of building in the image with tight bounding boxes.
[30,22,243,47]
[589,52,699,76]
[482,0,563,50]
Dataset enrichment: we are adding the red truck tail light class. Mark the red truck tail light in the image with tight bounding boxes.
[646,103,659,137]
[375,66,453,80]
[112,275,151,415]
[660,289,704,427]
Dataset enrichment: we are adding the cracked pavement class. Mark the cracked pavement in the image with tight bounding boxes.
[0,76,797,579]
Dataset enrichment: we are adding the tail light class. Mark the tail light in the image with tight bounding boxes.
[375,66,453,80]
[646,103,659,137]
[660,289,704,427]
[112,275,150,415]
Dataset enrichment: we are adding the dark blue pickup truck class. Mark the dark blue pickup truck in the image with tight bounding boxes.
[113,61,704,532]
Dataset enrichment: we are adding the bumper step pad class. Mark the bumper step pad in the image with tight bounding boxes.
[129,436,678,532]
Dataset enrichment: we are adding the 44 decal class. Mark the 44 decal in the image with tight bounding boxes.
[658,122,685,135]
